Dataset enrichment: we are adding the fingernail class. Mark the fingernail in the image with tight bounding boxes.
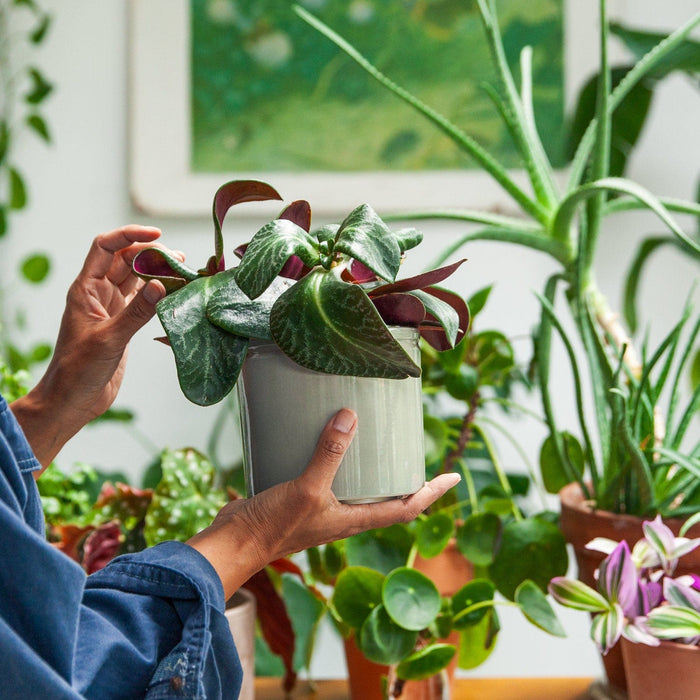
[332,408,356,433]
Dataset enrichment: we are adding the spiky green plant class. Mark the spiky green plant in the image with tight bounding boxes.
[295,0,700,517]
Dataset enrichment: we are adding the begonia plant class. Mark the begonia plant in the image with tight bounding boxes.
[132,180,468,406]
[549,514,700,654]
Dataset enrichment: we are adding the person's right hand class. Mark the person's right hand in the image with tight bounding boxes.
[187,408,461,600]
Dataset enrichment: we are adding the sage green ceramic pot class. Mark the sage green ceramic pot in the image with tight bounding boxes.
[237,327,425,503]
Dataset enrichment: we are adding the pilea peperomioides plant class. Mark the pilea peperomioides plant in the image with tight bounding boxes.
[132,180,468,406]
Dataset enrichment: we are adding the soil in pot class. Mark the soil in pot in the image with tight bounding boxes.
[559,482,700,694]
[238,327,425,503]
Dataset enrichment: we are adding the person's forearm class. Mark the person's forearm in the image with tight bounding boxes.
[10,383,80,471]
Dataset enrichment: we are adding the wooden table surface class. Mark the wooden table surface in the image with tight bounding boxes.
[254,677,597,700]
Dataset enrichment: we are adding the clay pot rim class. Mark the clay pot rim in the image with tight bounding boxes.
[559,482,700,535]
[621,636,700,655]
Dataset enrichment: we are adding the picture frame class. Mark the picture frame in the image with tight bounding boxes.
[128,0,616,218]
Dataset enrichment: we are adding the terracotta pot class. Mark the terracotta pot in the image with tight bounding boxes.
[559,482,700,693]
[225,588,257,700]
[621,638,700,700]
[343,541,473,699]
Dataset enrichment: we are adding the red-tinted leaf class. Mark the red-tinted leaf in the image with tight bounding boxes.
[51,524,93,563]
[342,259,378,284]
[83,521,122,574]
[132,248,190,293]
[155,336,171,346]
[372,293,426,326]
[279,255,311,280]
[420,287,470,351]
[243,568,297,692]
[233,243,248,260]
[280,200,312,232]
[369,259,466,297]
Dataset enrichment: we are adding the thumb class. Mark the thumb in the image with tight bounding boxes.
[297,408,358,492]
[112,280,165,342]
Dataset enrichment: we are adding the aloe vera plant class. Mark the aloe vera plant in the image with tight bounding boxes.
[133,180,467,406]
[296,0,700,517]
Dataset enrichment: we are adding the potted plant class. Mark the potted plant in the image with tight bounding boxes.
[132,179,468,503]
[295,0,700,690]
[549,514,700,700]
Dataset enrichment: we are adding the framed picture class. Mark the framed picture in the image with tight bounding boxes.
[128,0,608,218]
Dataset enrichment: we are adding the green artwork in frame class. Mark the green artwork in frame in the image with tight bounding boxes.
[190,0,566,175]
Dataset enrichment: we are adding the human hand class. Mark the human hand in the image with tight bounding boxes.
[11,225,179,468]
[187,409,461,600]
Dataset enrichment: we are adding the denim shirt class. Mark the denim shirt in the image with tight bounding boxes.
[0,396,242,699]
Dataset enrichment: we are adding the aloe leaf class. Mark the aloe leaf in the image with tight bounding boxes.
[132,247,199,293]
[212,180,282,268]
[206,272,292,341]
[270,268,420,378]
[569,11,700,190]
[333,204,402,282]
[622,238,676,333]
[515,580,565,637]
[294,5,548,224]
[156,277,249,406]
[604,196,700,221]
[235,219,320,299]
[476,0,557,208]
[655,447,700,481]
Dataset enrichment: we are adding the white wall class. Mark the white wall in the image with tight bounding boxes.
[6,0,699,682]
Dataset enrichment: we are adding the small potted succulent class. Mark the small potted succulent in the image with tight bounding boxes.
[549,514,700,700]
[132,180,468,503]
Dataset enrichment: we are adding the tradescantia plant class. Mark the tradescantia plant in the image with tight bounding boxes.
[132,180,467,406]
[296,0,700,517]
[549,514,700,654]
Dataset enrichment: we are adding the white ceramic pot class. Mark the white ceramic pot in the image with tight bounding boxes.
[237,327,425,503]
[225,588,256,700]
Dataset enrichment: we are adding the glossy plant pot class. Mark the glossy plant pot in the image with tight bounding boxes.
[237,327,425,503]
[225,589,257,700]
[621,638,700,700]
[559,482,700,693]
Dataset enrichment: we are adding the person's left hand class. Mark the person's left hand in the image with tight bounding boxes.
[11,225,179,468]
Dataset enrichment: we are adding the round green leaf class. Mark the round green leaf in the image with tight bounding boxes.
[358,604,418,665]
[514,580,565,637]
[396,643,456,681]
[452,579,496,630]
[323,541,344,578]
[383,568,441,631]
[456,512,502,566]
[540,431,584,494]
[344,524,413,575]
[457,609,499,669]
[444,364,479,401]
[332,566,385,629]
[488,518,568,600]
[20,253,51,283]
[415,512,454,559]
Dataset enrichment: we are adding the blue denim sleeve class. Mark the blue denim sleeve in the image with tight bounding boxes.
[0,397,242,699]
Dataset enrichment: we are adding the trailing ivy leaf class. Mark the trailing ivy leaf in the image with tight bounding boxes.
[396,643,455,681]
[9,167,27,209]
[456,512,502,567]
[332,566,385,629]
[691,347,700,392]
[156,277,249,406]
[270,268,420,378]
[235,218,320,299]
[415,512,453,559]
[514,580,565,637]
[489,518,568,600]
[25,67,53,104]
[334,204,402,282]
[383,568,440,631]
[20,252,50,283]
[359,604,418,665]
[26,114,50,142]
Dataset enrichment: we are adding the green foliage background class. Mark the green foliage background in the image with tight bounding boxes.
[191,0,565,172]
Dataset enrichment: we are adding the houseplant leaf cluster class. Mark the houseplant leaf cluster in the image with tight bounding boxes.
[296,0,700,517]
[133,180,468,406]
